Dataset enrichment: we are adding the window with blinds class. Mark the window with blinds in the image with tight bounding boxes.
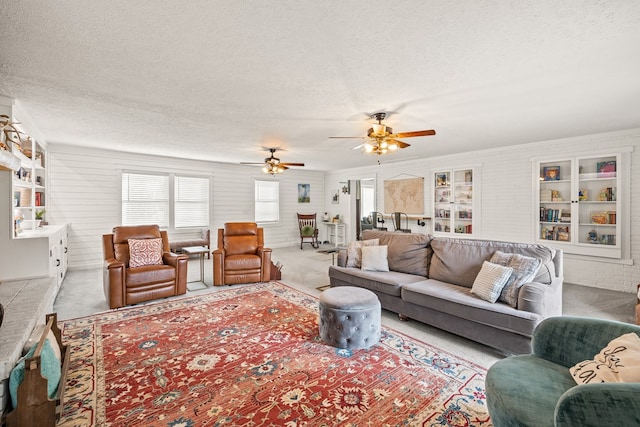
[255,180,279,223]
[122,172,210,228]
[122,172,170,226]
[175,175,209,228]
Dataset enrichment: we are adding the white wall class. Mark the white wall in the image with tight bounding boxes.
[47,144,325,270]
[326,129,640,293]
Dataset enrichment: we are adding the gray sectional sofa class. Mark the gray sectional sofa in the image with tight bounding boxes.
[328,230,563,354]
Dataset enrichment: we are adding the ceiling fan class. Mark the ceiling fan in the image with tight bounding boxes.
[330,112,436,155]
[240,148,305,175]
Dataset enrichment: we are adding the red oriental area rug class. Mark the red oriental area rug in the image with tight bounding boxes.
[57,282,491,426]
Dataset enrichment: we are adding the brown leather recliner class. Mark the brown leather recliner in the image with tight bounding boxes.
[212,222,272,286]
[102,224,188,309]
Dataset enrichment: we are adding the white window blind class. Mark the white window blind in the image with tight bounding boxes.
[255,180,279,223]
[175,175,209,228]
[122,172,169,226]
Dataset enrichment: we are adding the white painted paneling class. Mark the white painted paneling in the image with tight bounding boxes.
[48,145,324,269]
[328,129,640,293]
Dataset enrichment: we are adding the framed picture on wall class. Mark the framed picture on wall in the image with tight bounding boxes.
[298,183,310,203]
[332,190,339,204]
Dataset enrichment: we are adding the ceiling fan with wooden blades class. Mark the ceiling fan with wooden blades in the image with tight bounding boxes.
[330,112,436,155]
[240,148,305,175]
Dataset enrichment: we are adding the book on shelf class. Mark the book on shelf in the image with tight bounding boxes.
[540,208,565,222]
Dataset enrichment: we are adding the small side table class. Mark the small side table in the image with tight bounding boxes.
[182,246,210,289]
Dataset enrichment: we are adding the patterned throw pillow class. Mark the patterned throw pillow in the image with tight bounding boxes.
[128,238,163,268]
[470,261,513,303]
[490,251,541,308]
[346,239,380,268]
[570,333,640,384]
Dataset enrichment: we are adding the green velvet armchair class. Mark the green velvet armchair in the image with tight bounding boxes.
[486,316,640,427]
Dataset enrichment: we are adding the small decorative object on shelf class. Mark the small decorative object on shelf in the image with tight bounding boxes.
[587,229,598,243]
[596,160,616,178]
[590,211,608,224]
[543,166,561,181]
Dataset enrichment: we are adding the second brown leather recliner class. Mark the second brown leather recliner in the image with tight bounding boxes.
[212,222,272,286]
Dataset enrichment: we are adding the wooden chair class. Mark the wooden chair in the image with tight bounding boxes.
[297,213,319,249]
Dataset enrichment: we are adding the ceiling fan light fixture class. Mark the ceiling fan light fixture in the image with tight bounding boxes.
[389,143,398,150]
[372,123,386,136]
[364,143,374,153]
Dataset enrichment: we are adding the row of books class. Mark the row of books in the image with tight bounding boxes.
[540,208,570,223]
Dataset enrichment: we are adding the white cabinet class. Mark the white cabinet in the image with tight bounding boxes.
[433,167,477,237]
[534,152,626,258]
[49,225,69,287]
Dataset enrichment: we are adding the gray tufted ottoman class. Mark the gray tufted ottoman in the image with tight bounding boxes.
[318,286,381,349]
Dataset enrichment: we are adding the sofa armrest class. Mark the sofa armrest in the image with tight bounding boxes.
[518,278,562,317]
[555,383,640,427]
[532,316,640,367]
[336,249,347,267]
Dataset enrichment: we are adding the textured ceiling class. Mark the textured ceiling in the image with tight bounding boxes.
[1,1,640,171]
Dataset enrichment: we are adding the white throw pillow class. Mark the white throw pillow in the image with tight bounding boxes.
[346,238,379,268]
[470,261,513,303]
[361,245,389,272]
[490,251,541,308]
[570,332,640,384]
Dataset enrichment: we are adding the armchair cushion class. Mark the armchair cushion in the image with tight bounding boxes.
[128,238,163,268]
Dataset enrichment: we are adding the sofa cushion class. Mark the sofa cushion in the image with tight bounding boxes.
[346,238,379,268]
[361,245,389,272]
[328,265,425,297]
[471,261,513,303]
[362,230,432,276]
[429,238,555,288]
[401,279,541,337]
[490,250,542,308]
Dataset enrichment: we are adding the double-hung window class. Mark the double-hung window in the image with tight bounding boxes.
[122,172,209,228]
[175,175,209,228]
[122,172,170,227]
[255,180,279,223]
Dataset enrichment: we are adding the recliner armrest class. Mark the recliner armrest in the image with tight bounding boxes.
[163,252,188,267]
[104,258,124,269]
[556,383,640,427]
